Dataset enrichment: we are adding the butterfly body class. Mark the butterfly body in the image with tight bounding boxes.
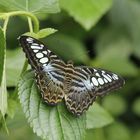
[19,35,125,116]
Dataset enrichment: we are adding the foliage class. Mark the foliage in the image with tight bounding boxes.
[18,70,86,140]
[0,0,140,140]
[0,27,7,117]
[60,0,112,30]
[17,70,113,140]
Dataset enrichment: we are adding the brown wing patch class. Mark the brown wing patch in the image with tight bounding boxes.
[65,90,96,116]
[35,72,64,105]
[64,64,97,116]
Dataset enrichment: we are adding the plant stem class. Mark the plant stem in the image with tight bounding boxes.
[20,16,35,75]
[20,59,28,75]
[28,17,33,32]
[3,17,9,37]
[0,11,39,33]
[0,16,8,124]
[5,11,39,98]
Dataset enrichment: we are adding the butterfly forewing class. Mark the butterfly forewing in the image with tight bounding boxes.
[19,36,66,105]
[19,35,125,116]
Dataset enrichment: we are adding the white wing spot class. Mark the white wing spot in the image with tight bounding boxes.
[103,74,112,82]
[33,50,39,53]
[107,74,112,79]
[94,69,97,72]
[40,44,44,47]
[104,78,108,83]
[48,50,51,53]
[31,45,41,49]
[43,64,47,66]
[102,70,105,73]
[91,77,99,86]
[32,43,39,46]
[43,51,48,55]
[95,73,100,77]
[51,54,57,58]
[40,57,49,63]
[98,78,104,85]
[90,82,94,87]
[113,74,119,80]
[26,37,33,43]
[36,53,44,58]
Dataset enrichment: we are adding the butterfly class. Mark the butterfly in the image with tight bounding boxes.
[19,35,125,116]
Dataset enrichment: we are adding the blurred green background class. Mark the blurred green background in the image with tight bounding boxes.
[1,0,140,140]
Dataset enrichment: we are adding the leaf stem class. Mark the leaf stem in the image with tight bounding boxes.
[0,11,39,33]
[3,17,9,37]
[28,17,33,32]
[20,16,35,75]
[12,11,36,98]
[0,17,8,116]
[21,59,28,74]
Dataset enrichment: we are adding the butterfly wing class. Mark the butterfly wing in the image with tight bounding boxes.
[19,35,66,105]
[19,35,125,115]
[64,66,125,116]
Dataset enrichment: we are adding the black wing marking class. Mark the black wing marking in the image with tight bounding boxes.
[19,35,64,71]
[19,35,66,105]
[19,35,125,115]
[65,66,125,116]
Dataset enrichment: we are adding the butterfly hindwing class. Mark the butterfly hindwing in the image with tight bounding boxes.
[19,36,66,105]
[35,71,65,105]
[64,66,125,116]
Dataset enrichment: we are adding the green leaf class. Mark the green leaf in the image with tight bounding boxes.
[0,27,4,86]
[133,130,140,140]
[85,128,105,140]
[45,33,89,63]
[24,28,58,39]
[18,70,86,140]
[86,102,114,129]
[0,0,60,14]
[0,27,7,116]
[60,0,112,30]
[6,48,25,87]
[102,95,127,116]
[92,28,138,77]
[132,97,140,116]
[109,0,140,58]
[37,28,58,38]
[105,122,131,140]
[7,98,19,118]
[0,112,9,134]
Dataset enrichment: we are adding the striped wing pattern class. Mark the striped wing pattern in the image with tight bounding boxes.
[64,66,124,115]
[19,36,125,116]
[19,36,66,105]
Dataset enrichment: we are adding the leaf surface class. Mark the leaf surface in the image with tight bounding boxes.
[0,27,7,116]
[86,102,114,129]
[45,33,89,63]
[0,0,60,14]
[60,0,112,30]
[18,70,86,140]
